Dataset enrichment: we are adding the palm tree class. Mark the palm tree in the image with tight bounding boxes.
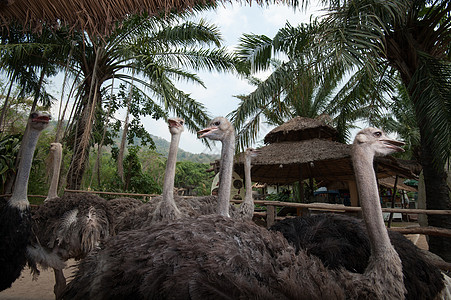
[55,9,240,189]
[231,20,394,150]
[0,25,61,131]
[306,0,450,261]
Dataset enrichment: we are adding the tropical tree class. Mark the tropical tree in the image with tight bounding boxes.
[306,0,451,261]
[0,25,65,128]
[49,9,241,189]
[232,20,395,150]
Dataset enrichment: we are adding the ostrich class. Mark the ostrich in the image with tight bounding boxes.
[236,147,259,221]
[28,148,112,300]
[197,116,236,217]
[0,111,50,291]
[29,192,112,299]
[114,117,196,232]
[151,117,188,221]
[45,143,63,201]
[270,213,446,299]
[63,127,406,299]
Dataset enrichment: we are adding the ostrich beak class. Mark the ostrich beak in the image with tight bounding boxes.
[33,116,51,123]
[381,138,405,152]
[198,126,218,138]
[168,119,181,128]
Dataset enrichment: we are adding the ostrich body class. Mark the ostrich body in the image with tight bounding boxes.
[0,111,50,291]
[45,143,62,201]
[29,145,112,300]
[236,148,259,221]
[270,213,445,299]
[106,197,143,231]
[63,127,406,299]
[29,192,112,299]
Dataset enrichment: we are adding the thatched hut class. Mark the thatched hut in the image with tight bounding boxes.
[235,116,416,206]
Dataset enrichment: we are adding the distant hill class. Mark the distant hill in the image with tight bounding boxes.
[150,134,219,164]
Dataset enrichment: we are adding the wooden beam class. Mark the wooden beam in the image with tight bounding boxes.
[390,226,451,238]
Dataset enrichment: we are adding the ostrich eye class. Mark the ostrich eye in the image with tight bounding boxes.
[374,131,382,138]
[179,121,184,125]
[214,121,220,126]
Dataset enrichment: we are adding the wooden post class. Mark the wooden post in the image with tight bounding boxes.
[387,175,399,228]
[298,164,304,203]
[267,205,275,228]
[348,180,359,207]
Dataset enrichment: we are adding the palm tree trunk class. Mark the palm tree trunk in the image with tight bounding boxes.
[31,63,47,112]
[419,133,451,262]
[117,71,135,185]
[0,77,14,133]
[66,47,102,190]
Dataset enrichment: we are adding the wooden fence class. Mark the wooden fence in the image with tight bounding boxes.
[5,189,450,238]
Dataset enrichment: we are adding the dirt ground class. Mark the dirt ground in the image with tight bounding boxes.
[0,235,429,300]
[0,260,76,300]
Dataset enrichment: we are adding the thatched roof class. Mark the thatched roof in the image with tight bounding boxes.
[235,139,416,184]
[264,116,338,144]
[0,0,273,36]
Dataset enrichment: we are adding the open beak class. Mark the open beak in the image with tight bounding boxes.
[381,139,405,152]
[168,119,181,128]
[198,126,218,138]
[32,115,50,123]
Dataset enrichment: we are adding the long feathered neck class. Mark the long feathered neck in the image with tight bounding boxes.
[46,146,62,201]
[9,128,41,209]
[162,130,181,207]
[243,153,253,207]
[352,145,392,256]
[217,130,235,217]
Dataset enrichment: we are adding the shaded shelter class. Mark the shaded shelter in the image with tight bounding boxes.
[235,116,416,206]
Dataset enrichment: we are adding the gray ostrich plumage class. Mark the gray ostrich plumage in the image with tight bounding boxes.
[106,197,143,232]
[0,111,50,291]
[64,127,406,299]
[270,213,448,300]
[28,143,113,299]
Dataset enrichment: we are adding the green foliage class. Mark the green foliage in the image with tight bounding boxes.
[0,134,21,193]
[174,161,212,196]
[231,19,393,150]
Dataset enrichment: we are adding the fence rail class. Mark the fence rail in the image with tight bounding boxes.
[5,189,450,239]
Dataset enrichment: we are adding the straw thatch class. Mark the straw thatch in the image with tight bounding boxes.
[235,138,416,184]
[264,116,338,144]
[0,0,276,36]
[235,116,417,184]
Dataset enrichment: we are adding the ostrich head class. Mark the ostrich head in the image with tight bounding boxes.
[29,111,51,131]
[353,127,405,156]
[49,142,62,153]
[168,117,184,135]
[245,148,260,159]
[198,117,234,141]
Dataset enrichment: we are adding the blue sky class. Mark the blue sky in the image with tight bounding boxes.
[140,2,326,155]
